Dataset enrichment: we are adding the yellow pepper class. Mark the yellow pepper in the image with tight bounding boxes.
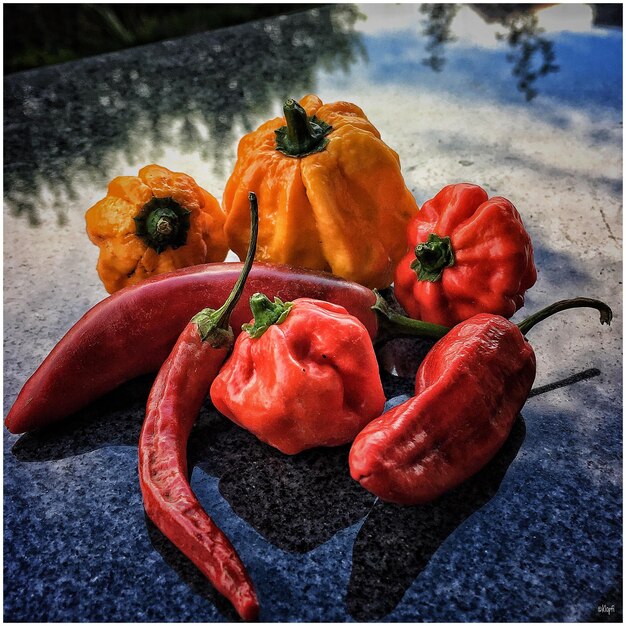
[223,95,419,289]
[86,164,228,293]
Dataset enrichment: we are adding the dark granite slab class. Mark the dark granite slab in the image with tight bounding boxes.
[4,4,622,622]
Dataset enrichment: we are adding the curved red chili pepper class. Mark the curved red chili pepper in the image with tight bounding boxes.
[139,326,258,620]
[139,193,260,620]
[350,298,612,505]
[6,276,446,434]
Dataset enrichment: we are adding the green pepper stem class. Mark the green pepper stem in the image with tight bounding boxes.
[192,193,258,344]
[517,297,612,335]
[155,217,173,236]
[372,293,613,346]
[134,197,191,254]
[242,294,294,339]
[275,98,332,158]
[372,290,449,345]
[284,100,317,151]
[410,233,455,282]
[215,193,259,329]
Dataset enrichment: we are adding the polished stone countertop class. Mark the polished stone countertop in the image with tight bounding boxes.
[4,4,622,622]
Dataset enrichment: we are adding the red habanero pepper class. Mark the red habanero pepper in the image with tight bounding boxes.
[210,295,386,455]
[5,277,446,434]
[138,193,259,621]
[349,298,612,505]
[394,183,537,327]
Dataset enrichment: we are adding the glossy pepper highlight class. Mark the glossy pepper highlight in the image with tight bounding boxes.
[349,298,612,505]
[86,164,228,293]
[394,183,536,326]
[139,193,259,620]
[210,295,386,455]
[223,94,419,289]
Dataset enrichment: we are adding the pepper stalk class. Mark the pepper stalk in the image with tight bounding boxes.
[191,192,259,347]
[242,294,294,338]
[516,297,612,335]
[134,196,191,253]
[410,233,455,282]
[373,291,612,345]
[275,98,333,158]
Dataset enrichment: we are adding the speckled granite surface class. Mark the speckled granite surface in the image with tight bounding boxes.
[4,4,622,622]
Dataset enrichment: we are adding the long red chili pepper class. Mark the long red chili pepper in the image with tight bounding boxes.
[139,193,259,620]
[349,297,612,505]
[5,274,446,434]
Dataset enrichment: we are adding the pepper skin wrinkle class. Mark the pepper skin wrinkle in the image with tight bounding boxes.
[86,164,228,293]
[223,94,418,289]
[349,314,536,505]
[211,298,386,455]
[394,183,536,326]
[5,263,379,434]
[139,326,258,621]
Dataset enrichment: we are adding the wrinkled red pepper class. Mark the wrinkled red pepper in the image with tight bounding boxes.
[210,295,386,455]
[139,194,259,620]
[394,183,537,327]
[5,270,445,434]
[350,298,612,505]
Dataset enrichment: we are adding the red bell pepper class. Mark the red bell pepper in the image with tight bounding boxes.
[210,295,386,455]
[394,183,537,327]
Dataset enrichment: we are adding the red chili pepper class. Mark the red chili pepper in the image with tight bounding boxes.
[349,298,612,505]
[210,295,386,455]
[394,183,537,326]
[5,274,445,434]
[139,193,259,620]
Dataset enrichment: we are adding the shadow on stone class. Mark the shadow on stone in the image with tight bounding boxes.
[346,416,527,621]
[529,367,600,398]
[11,366,601,570]
[190,413,376,554]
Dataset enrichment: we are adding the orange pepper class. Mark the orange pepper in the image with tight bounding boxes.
[223,95,419,289]
[86,164,228,293]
